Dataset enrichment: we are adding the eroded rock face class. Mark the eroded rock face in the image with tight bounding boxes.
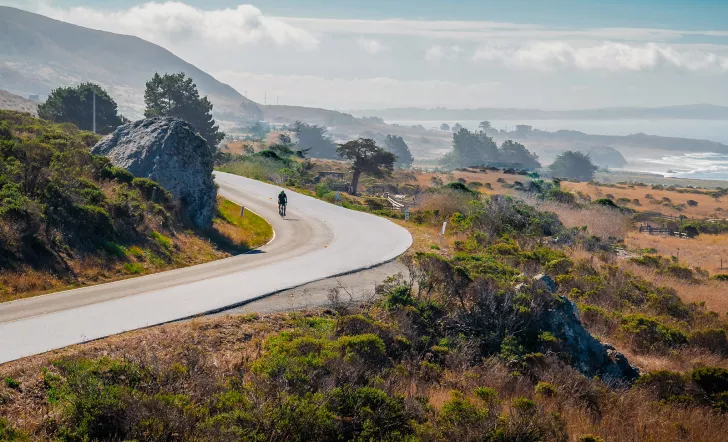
[519,274,640,384]
[93,117,216,228]
[547,296,640,384]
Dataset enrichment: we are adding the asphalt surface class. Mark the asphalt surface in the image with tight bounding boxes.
[0,172,412,364]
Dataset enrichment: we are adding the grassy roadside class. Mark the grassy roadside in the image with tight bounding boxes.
[0,197,273,303]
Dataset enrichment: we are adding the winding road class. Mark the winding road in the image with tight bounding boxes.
[0,172,412,364]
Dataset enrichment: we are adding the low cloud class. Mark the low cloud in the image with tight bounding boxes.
[357,39,386,55]
[425,45,463,63]
[473,41,728,72]
[36,1,319,49]
[213,70,501,109]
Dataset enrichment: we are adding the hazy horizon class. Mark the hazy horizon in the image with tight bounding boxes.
[3,0,728,111]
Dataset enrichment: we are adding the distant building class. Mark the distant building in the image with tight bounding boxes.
[28,94,40,101]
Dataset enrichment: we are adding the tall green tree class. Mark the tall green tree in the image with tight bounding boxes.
[498,140,541,169]
[442,127,499,168]
[478,120,493,132]
[337,138,396,195]
[144,72,224,150]
[383,135,414,168]
[292,121,337,159]
[38,83,125,134]
[549,151,599,181]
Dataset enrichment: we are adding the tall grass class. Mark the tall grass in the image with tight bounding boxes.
[219,157,288,183]
[521,196,632,240]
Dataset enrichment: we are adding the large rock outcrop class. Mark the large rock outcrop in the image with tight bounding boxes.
[93,117,216,228]
[528,274,640,384]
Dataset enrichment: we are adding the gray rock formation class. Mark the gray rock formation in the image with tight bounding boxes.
[546,296,640,384]
[518,274,639,383]
[93,117,216,228]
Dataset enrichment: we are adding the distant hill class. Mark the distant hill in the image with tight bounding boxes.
[0,89,37,115]
[352,104,728,121]
[0,6,260,121]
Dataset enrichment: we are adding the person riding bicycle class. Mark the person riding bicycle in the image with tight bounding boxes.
[278,190,288,216]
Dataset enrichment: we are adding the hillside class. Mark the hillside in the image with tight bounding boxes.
[352,104,728,121]
[0,6,259,121]
[0,110,271,302]
[0,89,37,115]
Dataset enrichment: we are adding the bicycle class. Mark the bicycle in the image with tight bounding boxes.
[278,203,287,217]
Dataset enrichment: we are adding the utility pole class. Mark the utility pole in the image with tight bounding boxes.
[264,92,267,105]
[92,91,96,134]
[277,96,279,106]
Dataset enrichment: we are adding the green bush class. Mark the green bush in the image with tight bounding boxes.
[4,377,20,390]
[329,386,411,440]
[691,367,728,396]
[619,314,688,351]
[124,262,144,274]
[315,182,331,198]
[689,329,728,355]
[385,286,415,310]
[0,418,27,441]
[534,381,557,397]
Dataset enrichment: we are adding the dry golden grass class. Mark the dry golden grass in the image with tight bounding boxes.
[626,232,728,274]
[414,169,520,196]
[563,181,726,218]
[0,198,273,304]
[0,311,289,435]
[523,197,633,240]
[621,261,728,316]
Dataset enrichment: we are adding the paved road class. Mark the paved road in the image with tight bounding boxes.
[0,172,412,364]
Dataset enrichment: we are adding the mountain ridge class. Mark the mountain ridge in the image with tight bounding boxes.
[0,6,260,121]
[350,104,728,121]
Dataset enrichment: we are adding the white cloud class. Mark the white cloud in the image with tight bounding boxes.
[473,41,728,72]
[213,70,501,109]
[425,45,463,63]
[356,39,386,55]
[36,1,318,49]
[281,16,728,43]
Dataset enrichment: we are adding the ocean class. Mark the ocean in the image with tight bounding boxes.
[389,118,728,181]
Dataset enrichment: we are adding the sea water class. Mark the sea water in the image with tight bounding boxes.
[390,119,728,180]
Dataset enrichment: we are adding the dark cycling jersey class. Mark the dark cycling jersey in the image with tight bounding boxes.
[278,193,287,205]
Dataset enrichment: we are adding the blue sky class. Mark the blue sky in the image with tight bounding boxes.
[5,1,728,109]
[38,0,728,29]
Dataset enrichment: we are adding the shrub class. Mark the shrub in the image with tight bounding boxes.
[619,314,688,351]
[151,231,173,250]
[123,262,143,274]
[4,377,20,390]
[687,199,698,206]
[578,436,605,442]
[385,286,415,310]
[689,329,728,355]
[328,386,411,440]
[534,381,557,397]
[337,334,387,362]
[0,418,27,441]
[691,367,728,396]
[131,178,171,203]
[436,391,494,440]
[636,370,688,401]
[315,182,331,198]
[594,198,619,209]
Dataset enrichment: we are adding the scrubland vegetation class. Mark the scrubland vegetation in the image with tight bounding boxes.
[0,111,271,302]
[6,153,728,440]
[5,89,728,439]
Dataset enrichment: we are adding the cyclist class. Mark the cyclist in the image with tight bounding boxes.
[278,190,288,216]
